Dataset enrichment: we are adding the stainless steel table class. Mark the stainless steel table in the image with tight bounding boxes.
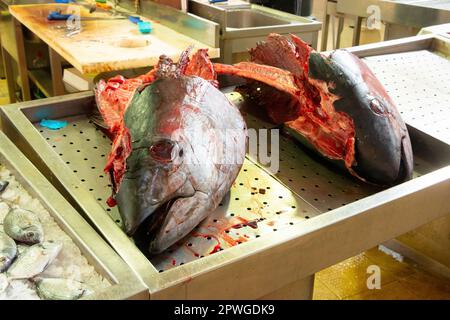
[322,0,450,50]
[1,34,449,299]
[0,129,148,300]
[188,0,322,63]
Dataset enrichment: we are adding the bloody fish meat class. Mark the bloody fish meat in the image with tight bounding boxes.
[95,33,414,254]
[95,49,247,254]
[214,33,413,185]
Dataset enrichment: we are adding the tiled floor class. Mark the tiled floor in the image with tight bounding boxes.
[314,247,450,300]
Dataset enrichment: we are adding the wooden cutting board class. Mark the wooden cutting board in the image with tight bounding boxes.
[9,4,219,74]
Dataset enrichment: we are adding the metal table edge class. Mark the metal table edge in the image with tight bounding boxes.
[0,102,162,290]
[0,130,148,300]
[2,90,450,298]
[146,165,450,296]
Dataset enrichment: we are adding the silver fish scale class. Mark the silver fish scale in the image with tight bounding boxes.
[6,242,62,279]
[363,50,450,145]
[0,231,17,272]
[34,91,433,272]
[35,278,89,300]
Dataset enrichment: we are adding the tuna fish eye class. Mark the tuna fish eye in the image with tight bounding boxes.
[149,140,175,163]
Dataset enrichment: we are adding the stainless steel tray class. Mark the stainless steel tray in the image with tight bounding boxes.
[346,34,450,145]
[0,130,147,300]
[1,34,450,299]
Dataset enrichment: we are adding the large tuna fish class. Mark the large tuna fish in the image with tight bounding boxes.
[95,49,247,254]
[215,33,413,185]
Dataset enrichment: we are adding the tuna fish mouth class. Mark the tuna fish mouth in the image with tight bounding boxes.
[132,197,181,254]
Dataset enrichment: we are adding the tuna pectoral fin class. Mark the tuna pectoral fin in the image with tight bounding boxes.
[149,192,210,254]
[89,111,115,140]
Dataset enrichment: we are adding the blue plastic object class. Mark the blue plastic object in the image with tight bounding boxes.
[128,16,142,24]
[47,11,73,20]
[54,0,72,3]
[209,0,228,3]
[138,21,152,34]
[40,119,68,130]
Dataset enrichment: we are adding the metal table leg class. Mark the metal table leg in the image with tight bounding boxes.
[1,47,16,103]
[321,13,331,51]
[322,0,340,51]
[335,15,344,49]
[13,18,30,101]
[0,39,4,79]
[352,16,363,46]
[221,39,233,64]
[310,31,319,51]
[49,47,65,96]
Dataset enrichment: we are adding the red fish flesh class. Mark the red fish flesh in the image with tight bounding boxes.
[95,49,246,254]
[214,34,413,185]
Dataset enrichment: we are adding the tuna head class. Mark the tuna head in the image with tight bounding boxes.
[114,75,246,254]
[215,33,413,186]
[307,50,413,185]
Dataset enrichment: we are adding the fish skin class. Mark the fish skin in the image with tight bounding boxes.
[96,50,246,254]
[0,273,8,293]
[0,202,11,226]
[6,241,62,280]
[0,181,9,193]
[16,244,29,256]
[0,231,16,272]
[117,75,246,254]
[3,208,44,244]
[307,49,413,184]
[215,33,413,186]
[35,278,91,300]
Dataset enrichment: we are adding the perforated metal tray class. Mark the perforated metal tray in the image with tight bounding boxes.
[1,34,450,299]
[347,34,450,145]
[0,131,147,300]
[35,110,319,271]
[362,50,450,144]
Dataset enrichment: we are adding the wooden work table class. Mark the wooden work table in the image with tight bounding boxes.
[6,3,220,99]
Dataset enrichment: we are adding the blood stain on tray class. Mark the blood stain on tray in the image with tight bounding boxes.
[35,115,318,272]
[184,244,200,257]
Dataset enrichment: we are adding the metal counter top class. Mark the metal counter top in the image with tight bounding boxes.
[337,0,450,23]
[1,34,449,299]
[0,130,148,299]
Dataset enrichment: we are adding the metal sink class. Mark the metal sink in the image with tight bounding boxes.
[225,9,291,28]
[188,0,322,63]
[189,1,306,30]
